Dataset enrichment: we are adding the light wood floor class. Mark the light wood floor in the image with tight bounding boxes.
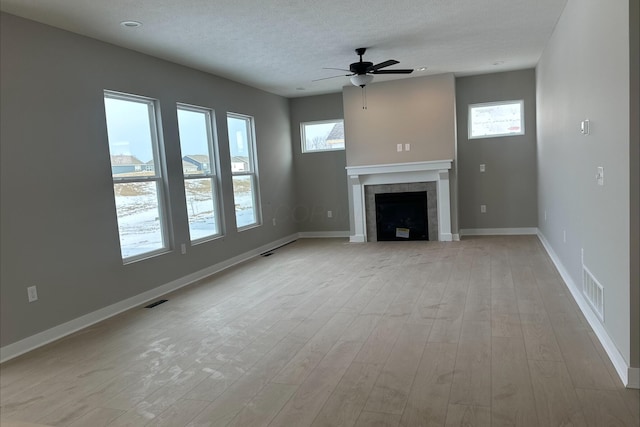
[1,236,638,427]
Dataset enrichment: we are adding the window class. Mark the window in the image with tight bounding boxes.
[177,104,222,242]
[468,100,524,139]
[227,113,260,229]
[104,91,168,261]
[301,119,345,152]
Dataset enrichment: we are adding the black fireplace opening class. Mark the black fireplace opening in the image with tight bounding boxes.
[375,191,429,241]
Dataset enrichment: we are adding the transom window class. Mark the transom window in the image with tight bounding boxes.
[468,100,524,139]
[104,91,168,262]
[301,119,345,152]
[227,113,261,229]
[177,104,222,242]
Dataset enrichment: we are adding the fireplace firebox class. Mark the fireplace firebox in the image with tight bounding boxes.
[375,191,428,241]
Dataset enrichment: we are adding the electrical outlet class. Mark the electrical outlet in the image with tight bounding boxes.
[479,164,486,172]
[180,243,187,255]
[396,144,403,152]
[480,205,487,213]
[27,285,38,302]
[405,143,410,151]
[596,167,604,186]
[327,211,333,218]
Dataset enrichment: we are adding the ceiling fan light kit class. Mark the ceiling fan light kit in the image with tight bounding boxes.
[350,74,374,87]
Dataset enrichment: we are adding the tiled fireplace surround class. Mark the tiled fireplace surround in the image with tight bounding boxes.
[346,160,453,243]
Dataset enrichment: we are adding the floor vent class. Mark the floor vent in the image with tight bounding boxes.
[145,299,168,308]
[582,266,604,321]
[259,240,296,258]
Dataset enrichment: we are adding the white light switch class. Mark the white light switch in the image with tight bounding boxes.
[396,144,403,152]
[596,167,604,186]
[581,119,590,135]
[405,143,411,151]
[480,205,487,213]
[27,286,38,302]
[480,164,486,172]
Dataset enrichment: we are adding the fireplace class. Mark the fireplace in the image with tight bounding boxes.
[375,191,428,241]
[346,160,453,242]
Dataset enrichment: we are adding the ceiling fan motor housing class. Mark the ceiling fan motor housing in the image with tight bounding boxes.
[350,61,373,75]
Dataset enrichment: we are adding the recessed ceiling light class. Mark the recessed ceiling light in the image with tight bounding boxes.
[296,87,305,91]
[120,20,142,28]
[417,67,428,71]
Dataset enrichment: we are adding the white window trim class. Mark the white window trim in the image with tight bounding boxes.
[104,90,170,264]
[177,103,224,244]
[468,100,525,140]
[227,112,262,230]
[300,119,345,153]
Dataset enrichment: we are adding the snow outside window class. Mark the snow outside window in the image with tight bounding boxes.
[468,100,525,139]
[177,104,222,242]
[104,91,169,262]
[227,113,261,229]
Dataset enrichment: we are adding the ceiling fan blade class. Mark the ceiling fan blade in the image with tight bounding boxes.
[368,59,399,72]
[312,74,352,82]
[371,69,414,74]
[323,67,351,72]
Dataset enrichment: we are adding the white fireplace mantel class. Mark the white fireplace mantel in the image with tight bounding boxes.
[346,160,453,242]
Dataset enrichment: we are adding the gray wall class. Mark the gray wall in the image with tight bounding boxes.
[343,74,456,167]
[456,70,538,230]
[0,13,296,347]
[289,94,349,233]
[537,0,634,370]
[629,0,639,372]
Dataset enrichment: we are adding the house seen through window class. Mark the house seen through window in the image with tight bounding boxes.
[104,91,168,261]
[177,104,222,242]
[301,119,345,152]
[227,113,261,229]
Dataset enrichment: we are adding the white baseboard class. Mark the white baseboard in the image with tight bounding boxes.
[0,233,299,364]
[460,227,539,236]
[439,233,453,241]
[537,231,638,389]
[298,231,350,238]
[349,234,366,243]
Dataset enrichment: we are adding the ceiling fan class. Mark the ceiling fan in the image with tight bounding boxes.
[317,47,414,87]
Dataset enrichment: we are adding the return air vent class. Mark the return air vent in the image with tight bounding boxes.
[582,266,604,321]
[145,299,168,308]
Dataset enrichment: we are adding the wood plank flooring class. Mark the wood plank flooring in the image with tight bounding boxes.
[1,236,638,426]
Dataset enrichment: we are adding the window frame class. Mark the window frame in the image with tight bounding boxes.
[468,100,525,140]
[300,119,345,153]
[104,90,170,263]
[226,112,261,230]
[176,103,223,244]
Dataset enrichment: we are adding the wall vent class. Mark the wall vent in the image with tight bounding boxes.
[582,266,604,321]
[145,299,168,308]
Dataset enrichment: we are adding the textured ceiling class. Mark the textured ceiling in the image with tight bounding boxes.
[0,0,567,98]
